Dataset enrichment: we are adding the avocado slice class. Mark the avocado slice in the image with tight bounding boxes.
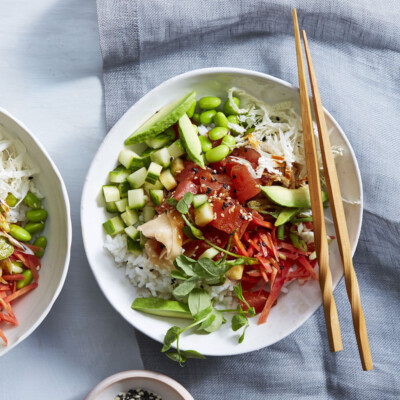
[260,185,328,208]
[178,114,205,168]
[125,91,197,145]
[275,208,301,226]
[131,297,192,319]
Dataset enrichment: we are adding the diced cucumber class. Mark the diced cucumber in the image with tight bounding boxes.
[150,148,171,168]
[118,181,130,198]
[126,142,148,155]
[103,185,120,202]
[149,189,164,206]
[146,162,163,184]
[106,201,118,213]
[144,180,164,194]
[118,149,144,169]
[159,169,177,191]
[140,147,155,157]
[199,247,220,259]
[115,198,128,213]
[127,167,147,189]
[143,205,156,222]
[121,208,139,226]
[171,157,184,176]
[145,127,175,149]
[109,165,130,184]
[193,194,208,208]
[125,225,140,240]
[168,139,185,159]
[128,188,146,209]
[103,216,125,236]
[194,202,214,227]
[127,237,143,254]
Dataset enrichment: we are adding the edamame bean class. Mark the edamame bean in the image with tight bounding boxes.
[5,193,18,207]
[26,209,48,222]
[223,97,240,115]
[186,99,197,118]
[192,113,200,124]
[23,192,41,209]
[227,115,239,125]
[9,224,32,242]
[33,236,47,258]
[199,110,217,125]
[17,270,33,290]
[209,127,228,141]
[199,136,212,152]
[221,135,236,147]
[213,112,229,128]
[24,222,44,234]
[205,144,230,163]
[198,96,221,110]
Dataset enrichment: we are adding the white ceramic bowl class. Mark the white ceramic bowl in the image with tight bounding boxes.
[0,108,71,356]
[81,68,362,356]
[85,370,194,400]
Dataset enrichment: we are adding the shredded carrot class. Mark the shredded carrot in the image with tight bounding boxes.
[2,274,24,281]
[5,283,38,303]
[297,256,319,280]
[0,328,7,345]
[0,312,18,325]
[234,232,249,257]
[252,216,274,230]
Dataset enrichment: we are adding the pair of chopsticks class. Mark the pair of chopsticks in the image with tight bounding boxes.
[292,9,373,371]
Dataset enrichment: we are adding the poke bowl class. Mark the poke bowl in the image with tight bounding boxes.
[0,107,71,356]
[81,67,362,358]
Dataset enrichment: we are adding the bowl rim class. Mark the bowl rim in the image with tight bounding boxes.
[85,369,194,400]
[81,67,363,355]
[0,106,72,357]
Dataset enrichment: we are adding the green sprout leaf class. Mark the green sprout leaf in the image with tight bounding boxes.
[188,289,211,316]
[173,277,199,297]
[176,192,194,214]
[162,326,181,352]
[231,314,248,331]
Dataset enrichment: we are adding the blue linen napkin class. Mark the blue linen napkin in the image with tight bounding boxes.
[96,1,400,398]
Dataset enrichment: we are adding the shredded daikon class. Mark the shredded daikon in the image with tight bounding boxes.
[0,125,41,221]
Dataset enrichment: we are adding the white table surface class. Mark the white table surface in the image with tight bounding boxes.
[0,0,144,398]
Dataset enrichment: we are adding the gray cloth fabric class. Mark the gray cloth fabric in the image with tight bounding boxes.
[96,1,400,398]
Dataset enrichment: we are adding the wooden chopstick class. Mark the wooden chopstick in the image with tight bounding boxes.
[292,9,343,352]
[302,30,373,370]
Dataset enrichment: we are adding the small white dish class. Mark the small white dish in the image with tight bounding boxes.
[81,67,363,356]
[85,370,194,400]
[0,107,72,357]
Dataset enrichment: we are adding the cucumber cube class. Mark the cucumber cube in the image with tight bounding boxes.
[168,139,186,159]
[103,216,125,236]
[118,148,143,169]
[146,162,163,184]
[125,225,140,241]
[103,185,120,202]
[193,194,208,208]
[150,148,171,168]
[159,169,177,191]
[106,201,118,213]
[109,165,130,184]
[143,205,156,222]
[128,188,146,209]
[115,198,128,213]
[118,181,130,198]
[121,209,139,226]
[194,202,214,227]
[171,157,184,176]
[127,167,147,189]
[144,180,164,194]
[127,237,143,254]
[149,189,164,206]
[199,247,220,259]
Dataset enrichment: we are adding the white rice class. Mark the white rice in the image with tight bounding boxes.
[104,234,236,307]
